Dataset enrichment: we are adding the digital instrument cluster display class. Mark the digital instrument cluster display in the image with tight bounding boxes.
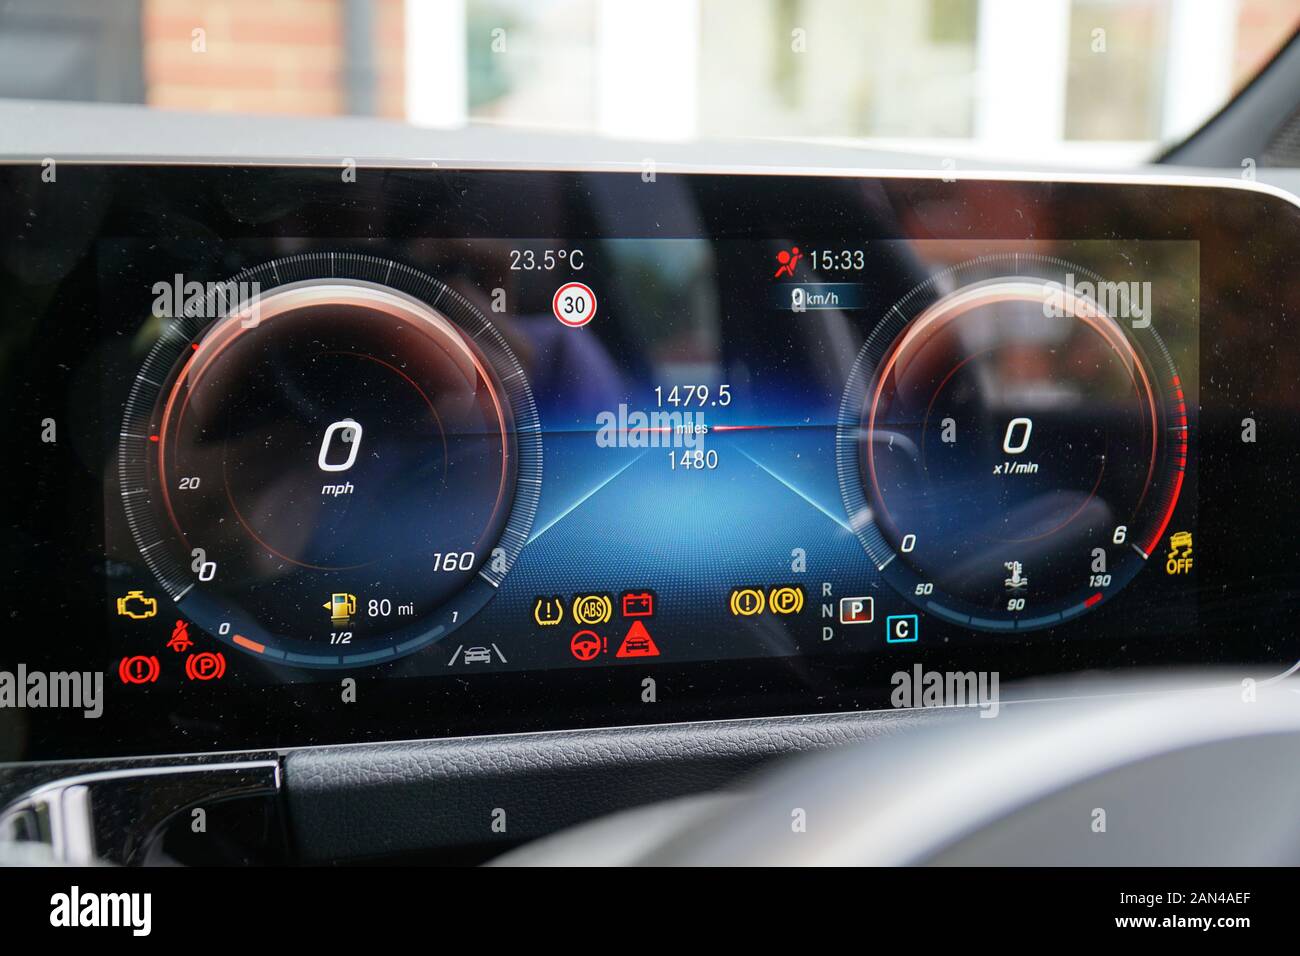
[3,165,1298,758]
[109,238,1198,671]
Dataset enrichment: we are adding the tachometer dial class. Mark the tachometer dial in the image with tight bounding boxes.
[837,257,1187,631]
[119,253,541,666]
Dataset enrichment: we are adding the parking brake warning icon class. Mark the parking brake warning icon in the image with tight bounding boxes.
[615,620,660,658]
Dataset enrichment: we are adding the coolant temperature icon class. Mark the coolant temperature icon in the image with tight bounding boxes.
[1003,561,1029,592]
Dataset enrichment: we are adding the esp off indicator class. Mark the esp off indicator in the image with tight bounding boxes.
[553,281,597,327]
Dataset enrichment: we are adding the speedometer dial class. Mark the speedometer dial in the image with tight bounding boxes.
[837,257,1187,631]
[119,253,541,667]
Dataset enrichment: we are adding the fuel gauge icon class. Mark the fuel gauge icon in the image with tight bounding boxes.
[325,592,357,626]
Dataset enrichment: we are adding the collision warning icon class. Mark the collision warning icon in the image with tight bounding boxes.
[615,620,660,658]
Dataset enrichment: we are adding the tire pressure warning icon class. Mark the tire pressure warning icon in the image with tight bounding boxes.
[533,596,565,626]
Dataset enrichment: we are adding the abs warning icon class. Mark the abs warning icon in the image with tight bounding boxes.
[615,620,660,658]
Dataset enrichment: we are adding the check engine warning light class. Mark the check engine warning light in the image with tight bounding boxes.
[1166,531,1193,575]
[116,590,158,620]
[533,596,564,627]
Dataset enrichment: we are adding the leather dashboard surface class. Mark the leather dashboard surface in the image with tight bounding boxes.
[283,709,952,861]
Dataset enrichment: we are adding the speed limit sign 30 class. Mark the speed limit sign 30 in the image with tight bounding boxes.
[552,281,597,327]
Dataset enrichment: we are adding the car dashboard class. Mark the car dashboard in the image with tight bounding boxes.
[2,162,1299,864]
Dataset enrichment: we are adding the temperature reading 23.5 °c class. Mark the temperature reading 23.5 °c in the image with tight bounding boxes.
[509,248,585,271]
